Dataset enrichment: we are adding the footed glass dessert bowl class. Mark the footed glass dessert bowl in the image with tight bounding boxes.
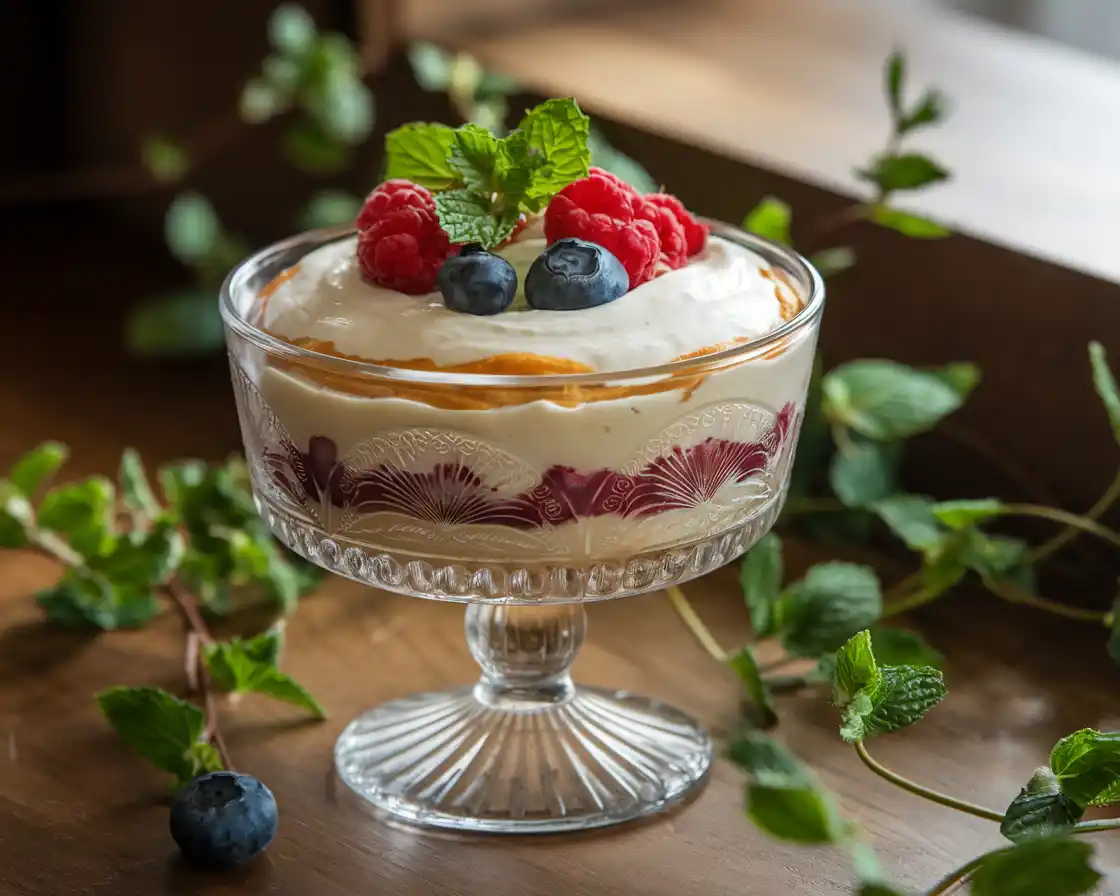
[219,99,822,833]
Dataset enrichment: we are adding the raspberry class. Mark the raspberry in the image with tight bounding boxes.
[587,166,639,195]
[636,199,688,269]
[357,205,453,294]
[544,174,659,287]
[355,179,435,232]
[644,193,709,256]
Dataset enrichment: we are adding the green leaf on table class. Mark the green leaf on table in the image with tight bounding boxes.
[821,360,971,440]
[9,441,69,498]
[268,3,316,56]
[518,97,591,199]
[871,494,944,550]
[857,154,949,193]
[971,837,1101,896]
[140,135,189,183]
[870,627,943,670]
[297,190,363,230]
[840,664,946,743]
[119,449,161,522]
[239,78,288,124]
[124,289,224,360]
[435,189,519,249]
[282,118,351,174]
[833,630,879,708]
[0,481,33,549]
[810,246,857,278]
[37,476,115,558]
[727,646,776,728]
[97,686,222,783]
[204,628,325,718]
[779,563,883,658]
[727,729,811,785]
[384,122,460,190]
[1001,767,1083,843]
[310,73,375,145]
[739,533,783,637]
[1049,729,1120,808]
[164,192,221,265]
[885,51,905,122]
[587,127,658,194]
[37,568,162,630]
[829,438,901,507]
[743,197,792,246]
[931,498,1002,529]
[91,520,184,589]
[1089,341,1120,442]
[899,89,945,135]
[408,41,453,91]
[868,206,950,239]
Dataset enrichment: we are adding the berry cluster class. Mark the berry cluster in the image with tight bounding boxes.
[355,180,455,294]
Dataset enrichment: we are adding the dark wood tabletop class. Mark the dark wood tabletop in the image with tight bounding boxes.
[2,220,1119,896]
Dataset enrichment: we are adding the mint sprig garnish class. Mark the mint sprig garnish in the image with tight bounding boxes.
[203,627,326,719]
[383,97,591,248]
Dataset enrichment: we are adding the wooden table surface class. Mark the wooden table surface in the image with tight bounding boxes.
[2,224,1119,896]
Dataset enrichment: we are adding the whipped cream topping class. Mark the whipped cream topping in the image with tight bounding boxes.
[261,230,799,372]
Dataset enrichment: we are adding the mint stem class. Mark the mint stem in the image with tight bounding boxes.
[998,503,1120,551]
[854,740,1004,823]
[666,585,729,663]
[1028,467,1120,563]
[984,578,1108,624]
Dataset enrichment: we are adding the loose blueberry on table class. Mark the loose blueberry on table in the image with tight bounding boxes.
[170,771,278,869]
[437,244,518,315]
[525,238,630,311]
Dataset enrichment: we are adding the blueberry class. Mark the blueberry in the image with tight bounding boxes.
[170,772,278,869]
[437,244,517,315]
[525,239,629,311]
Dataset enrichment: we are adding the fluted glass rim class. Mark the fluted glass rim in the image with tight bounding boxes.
[219,218,825,388]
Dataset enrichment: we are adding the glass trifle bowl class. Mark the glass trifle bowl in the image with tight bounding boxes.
[220,217,823,834]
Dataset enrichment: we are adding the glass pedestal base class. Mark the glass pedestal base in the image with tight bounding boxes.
[334,684,712,834]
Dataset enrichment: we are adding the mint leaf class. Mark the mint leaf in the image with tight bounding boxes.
[727,730,811,787]
[268,3,316,56]
[931,498,1002,529]
[858,154,948,193]
[435,189,518,249]
[38,559,166,631]
[869,207,950,238]
[92,520,184,588]
[448,123,503,194]
[119,449,161,522]
[822,360,970,440]
[9,442,69,497]
[384,122,459,191]
[830,438,901,507]
[971,837,1101,896]
[811,246,857,278]
[1089,341,1120,443]
[1001,767,1083,843]
[857,885,908,896]
[727,646,777,728]
[743,197,792,246]
[96,686,221,783]
[932,361,981,397]
[251,671,325,719]
[740,534,783,637]
[899,89,945,135]
[408,42,453,91]
[518,97,591,199]
[885,52,905,122]
[165,192,221,265]
[918,528,971,595]
[37,476,116,557]
[840,664,946,742]
[747,781,846,844]
[297,190,363,230]
[282,119,351,174]
[870,627,943,670]
[204,630,325,718]
[834,630,879,708]
[779,563,883,658]
[0,481,33,549]
[239,78,288,124]
[871,494,945,550]
[1049,729,1120,808]
[125,289,225,360]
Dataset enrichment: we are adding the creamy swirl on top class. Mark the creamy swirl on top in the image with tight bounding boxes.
[261,228,800,373]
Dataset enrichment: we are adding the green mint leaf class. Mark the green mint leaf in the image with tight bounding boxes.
[727,646,777,728]
[239,78,288,124]
[0,481,33,549]
[1001,767,1083,843]
[250,669,326,718]
[779,563,883,658]
[186,741,225,779]
[931,498,1002,529]
[140,135,189,183]
[1089,341,1120,443]
[743,197,792,246]
[204,629,325,718]
[885,52,905,122]
[119,449,161,522]
[125,289,225,360]
[963,532,1030,582]
[297,190,363,230]
[495,131,549,210]
[8,441,69,498]
[726,730,811,787]
[932,361,981,398]
[822,359,970,440]
[518,97,591,200]
[435,189,518,249]
[899,89,945,135]
[849,841,892,891]
[587,127,657,193]
[384,122,460,190]
[96,686,216,782]
[37,476,116,557]
[268,3,316,56]
[38,566,163,631]
[747,782,846,844]
[91,520,184,588]
[282,119,351,175]
[810,246,857,278]
[164,192,221,266]
[840,664,946,742]
[408,42,453,91]
[449,125,538,202]
[307,66,375,145]
[857,885,908,896]
[869,206,950,238]
[1049,729,1120,808]
[858,154,949,193]
[971,837,1101,896]
[919,528,971,596]
[829,438,901,508]
[739,534,783,637]
[833,630,879,708]
[871,494,944,550]
[870,627,943,670]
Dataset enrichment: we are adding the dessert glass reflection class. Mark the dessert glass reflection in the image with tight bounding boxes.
[220,222,824,834]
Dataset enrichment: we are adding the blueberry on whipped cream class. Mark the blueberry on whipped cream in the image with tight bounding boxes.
[437,245,518,316]
[525,239,629,311]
